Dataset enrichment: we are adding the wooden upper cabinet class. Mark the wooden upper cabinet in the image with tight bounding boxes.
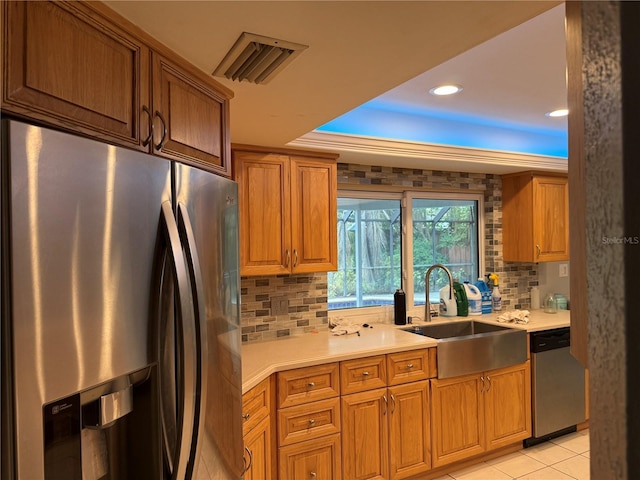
[290,156,338,273]
[233,146,338,277]
[151,53,231,176]
[2,1,148,147]
[2,1,233,176]
[235,151,291,276]
[502,171,569,262]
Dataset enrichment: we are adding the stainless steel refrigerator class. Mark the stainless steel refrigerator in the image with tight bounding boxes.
[1,120,244,479]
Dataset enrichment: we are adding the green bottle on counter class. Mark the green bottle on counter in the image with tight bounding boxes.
[453,281,469,317]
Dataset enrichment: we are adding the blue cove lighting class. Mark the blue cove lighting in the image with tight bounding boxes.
[316,106,568,158]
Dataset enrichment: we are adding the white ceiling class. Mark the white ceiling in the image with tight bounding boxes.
[105,0,565,174]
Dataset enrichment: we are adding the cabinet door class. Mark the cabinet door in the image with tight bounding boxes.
[290,156,337,273]
[151,53,231,176]
[484,362,532,451]
[235,152,291,276]
[342,388,389,480]
[388,381,431,480]
[430,374,485,468]
[279,433,341,480]
[3,1,149,148]
[244,416,272,480]
[242,377,271,437]
[533,176,570,261]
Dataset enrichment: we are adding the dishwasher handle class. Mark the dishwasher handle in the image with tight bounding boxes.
[530,327,571,353]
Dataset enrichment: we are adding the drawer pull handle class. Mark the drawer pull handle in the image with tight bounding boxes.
[242,413,250,421]
[308,419,316,426]
[406,363,414,369]
[310,472,317,479]
[362,371,370,377]
[308,382,315,388]
[243,446,253,474]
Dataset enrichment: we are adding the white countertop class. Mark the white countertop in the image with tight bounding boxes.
[241,309,570,393]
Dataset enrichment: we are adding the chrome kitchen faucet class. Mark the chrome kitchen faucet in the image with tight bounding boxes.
[425,264,454,322]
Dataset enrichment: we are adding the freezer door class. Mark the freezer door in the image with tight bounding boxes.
[3,121,171,479]
[175,164,244,479]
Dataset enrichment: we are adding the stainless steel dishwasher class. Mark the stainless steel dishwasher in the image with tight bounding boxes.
[525,327,586,447]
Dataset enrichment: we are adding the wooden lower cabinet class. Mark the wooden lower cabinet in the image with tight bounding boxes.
[431,373,485,467]
[341,381,431,480]
[342,388,389,480]
[279,433,341,480]
[431,361,531,468]
[484,362,532,451]
[244,416,272,480]
[388,381,431,480]
[243,377,275,480]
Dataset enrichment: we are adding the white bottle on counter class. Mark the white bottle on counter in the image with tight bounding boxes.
[492,285,502,311]
[463,282,482,315]
[530,286,540,310]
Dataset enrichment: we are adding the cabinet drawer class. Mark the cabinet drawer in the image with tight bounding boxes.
[242,377,271,437]
[340,355,387,395]
[278,397,341,446]
[387,349,431,385]
[278,433,341,480]
[278,363,340,408]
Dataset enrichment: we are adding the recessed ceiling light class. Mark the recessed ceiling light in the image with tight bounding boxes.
[429,84,463,96]
[545,108,569,117]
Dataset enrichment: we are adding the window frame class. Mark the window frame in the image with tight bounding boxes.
[329,188,485,323]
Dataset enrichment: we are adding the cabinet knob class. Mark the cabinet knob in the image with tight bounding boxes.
[406,363,414,369]
[308,418,316,426]
[362,371,370,377]
[242,413,250,421]
[536,244,541,258]
[308,381,315,388]
[310,472,317,478]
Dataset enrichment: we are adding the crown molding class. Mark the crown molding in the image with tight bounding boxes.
[288,131,568,173]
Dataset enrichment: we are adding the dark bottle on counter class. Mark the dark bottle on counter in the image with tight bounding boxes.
[394,289,407,325]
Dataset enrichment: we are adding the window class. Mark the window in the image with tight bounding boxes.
[329,195,401,309]
[328,190,483,312]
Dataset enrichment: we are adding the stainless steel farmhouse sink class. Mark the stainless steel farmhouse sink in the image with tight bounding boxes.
[402,320,527,378]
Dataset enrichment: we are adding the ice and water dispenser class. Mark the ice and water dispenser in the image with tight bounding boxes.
[42,366,160,480]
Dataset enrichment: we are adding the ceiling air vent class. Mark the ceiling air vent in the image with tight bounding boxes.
[213,32,308,85]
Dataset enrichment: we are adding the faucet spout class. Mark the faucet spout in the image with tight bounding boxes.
[425,264,454,322]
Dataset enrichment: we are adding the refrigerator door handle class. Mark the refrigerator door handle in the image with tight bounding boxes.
[177,203,208,462]
[160,201,198,480]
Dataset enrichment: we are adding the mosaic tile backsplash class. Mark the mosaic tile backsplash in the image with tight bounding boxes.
[240,162,539,342]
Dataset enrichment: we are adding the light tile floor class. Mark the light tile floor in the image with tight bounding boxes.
[434,429,590,480]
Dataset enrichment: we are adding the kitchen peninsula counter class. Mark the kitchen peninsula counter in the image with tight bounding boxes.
[241,309,571,393]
